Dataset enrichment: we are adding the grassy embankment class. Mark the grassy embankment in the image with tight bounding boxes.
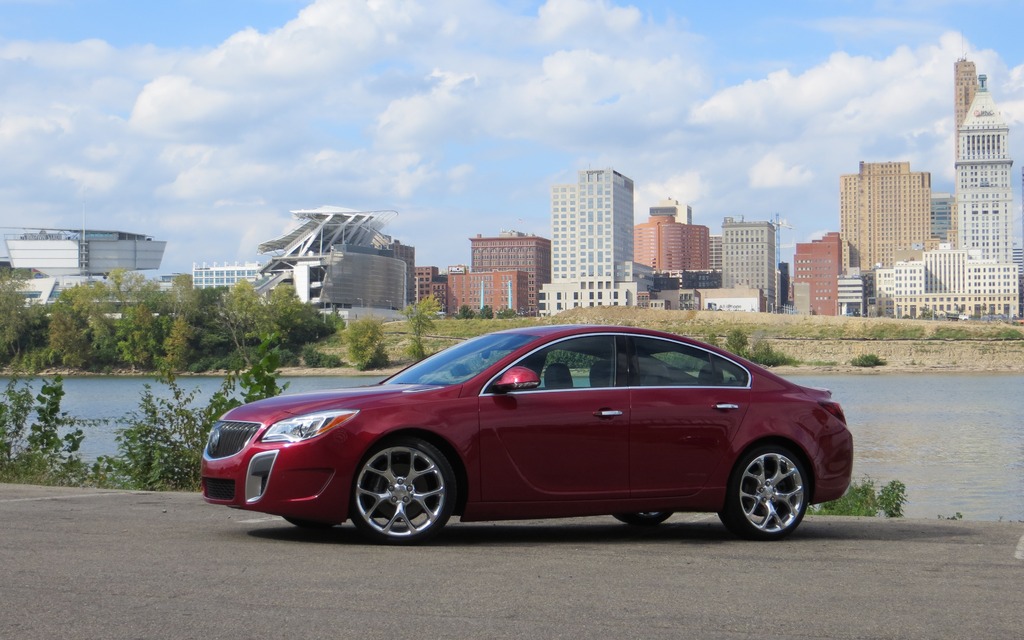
[303,307,1024,375]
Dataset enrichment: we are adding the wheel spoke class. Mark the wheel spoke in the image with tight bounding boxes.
[356,487,388,515]
[405,457,436,483]
[383,504,411,533]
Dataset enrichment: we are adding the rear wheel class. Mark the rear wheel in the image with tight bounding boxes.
[613,511,672,527]
[350,437,456,545]
[718,445,807,541]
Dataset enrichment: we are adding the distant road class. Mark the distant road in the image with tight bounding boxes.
[1,484,1022,640]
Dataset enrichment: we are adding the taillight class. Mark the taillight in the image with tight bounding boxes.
[819,400,846,424]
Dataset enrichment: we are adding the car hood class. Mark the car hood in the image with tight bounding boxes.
[220,383,448,424]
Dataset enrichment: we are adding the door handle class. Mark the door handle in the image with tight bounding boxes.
[594,409,623,418]
[714,403,740,411]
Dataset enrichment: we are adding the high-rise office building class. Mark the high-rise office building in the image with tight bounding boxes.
[633,200,709,272]
[721,217,777,311]
[539,168,645,315]
[956,74,1015,263]
[470,230,551,316]
[840,161,932,271]
[930,192,955,244]
[709,235,722,271]
[955,58,978,162]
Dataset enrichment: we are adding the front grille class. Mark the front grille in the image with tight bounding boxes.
[206,420,261,459]
[204,477,236,501]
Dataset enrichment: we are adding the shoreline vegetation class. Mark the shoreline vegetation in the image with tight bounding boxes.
[7,306,1024,378]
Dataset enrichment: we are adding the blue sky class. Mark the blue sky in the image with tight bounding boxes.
[2,0,1024,275]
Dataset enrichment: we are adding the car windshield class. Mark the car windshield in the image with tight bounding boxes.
[385,332,538,386]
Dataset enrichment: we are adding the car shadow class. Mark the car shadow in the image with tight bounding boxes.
[241,514,977,547]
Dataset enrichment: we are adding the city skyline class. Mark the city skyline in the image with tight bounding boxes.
[3,1,1024,275]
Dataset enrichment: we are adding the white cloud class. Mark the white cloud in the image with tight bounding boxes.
[536,0,643,43]
[130,76,237,137]
[749,153,814,188]
[635,172,707,218]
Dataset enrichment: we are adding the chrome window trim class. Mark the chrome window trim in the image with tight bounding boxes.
[479,332,753,397]
[479,332,621,397]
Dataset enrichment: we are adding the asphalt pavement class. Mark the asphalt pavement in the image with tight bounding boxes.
[1,484,1022,640]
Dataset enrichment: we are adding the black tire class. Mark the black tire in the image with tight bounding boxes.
[718,445,808,541]
[350,436,456,545]
[613,511,672,527]
[283,517,336,529]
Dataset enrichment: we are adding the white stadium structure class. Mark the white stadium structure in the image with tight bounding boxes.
[256,206,414,318]
[4,228,166,276]
[2,227,166,304]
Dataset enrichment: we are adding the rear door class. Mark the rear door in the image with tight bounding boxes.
[627,336,751,497]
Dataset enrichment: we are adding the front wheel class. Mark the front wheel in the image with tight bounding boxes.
[613,511,672,527]
[718,445,808,541]
[350,437,456,545]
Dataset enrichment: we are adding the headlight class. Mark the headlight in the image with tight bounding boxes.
[261,410,360,443]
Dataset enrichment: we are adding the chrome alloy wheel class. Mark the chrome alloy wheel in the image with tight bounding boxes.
[737,452,805,534]
[353,442,451,541]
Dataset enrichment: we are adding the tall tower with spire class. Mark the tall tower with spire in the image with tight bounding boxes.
[955,73,1015,263]
[954,58,978,160]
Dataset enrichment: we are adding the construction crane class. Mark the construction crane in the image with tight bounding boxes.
[772,213,793,266]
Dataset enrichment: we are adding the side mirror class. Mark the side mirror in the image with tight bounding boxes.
[491,366,540,393]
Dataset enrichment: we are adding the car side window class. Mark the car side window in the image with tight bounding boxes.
[632,337,749,387]
[520,335,617,390]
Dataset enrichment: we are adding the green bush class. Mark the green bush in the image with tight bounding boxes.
[724,329,749,357]
[96,336,289,491]
[748,340,797,367]
[850,353,886,367]
[814,477,907,517]
[0,376,90,485]
[302,345,344,368]
[346,317,389,370]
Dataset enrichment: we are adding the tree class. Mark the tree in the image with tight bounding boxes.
[219,280,265,364]
[402,296,440,360]
[456,305,476,319]
[0,270,31,364]
[346,317,389,370]
[162,317,194,372]
[116,303,163,370]
[48,281,118,368]
[47,303,91,368]
[266,284,332,349]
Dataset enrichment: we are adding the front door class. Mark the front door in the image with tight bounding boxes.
[478,334,629,502]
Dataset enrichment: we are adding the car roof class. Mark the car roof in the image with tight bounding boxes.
[495,324,681,340]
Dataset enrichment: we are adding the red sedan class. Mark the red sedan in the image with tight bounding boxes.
[202,325,853,544]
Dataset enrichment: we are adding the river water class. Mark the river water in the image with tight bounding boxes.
[3,373,1021,522]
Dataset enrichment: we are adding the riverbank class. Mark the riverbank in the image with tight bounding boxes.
[10,307,1024,377]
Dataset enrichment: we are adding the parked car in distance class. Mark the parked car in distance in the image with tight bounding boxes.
[202,324,853,544]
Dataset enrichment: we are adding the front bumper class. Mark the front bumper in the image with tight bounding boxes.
[201,429,354,524]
